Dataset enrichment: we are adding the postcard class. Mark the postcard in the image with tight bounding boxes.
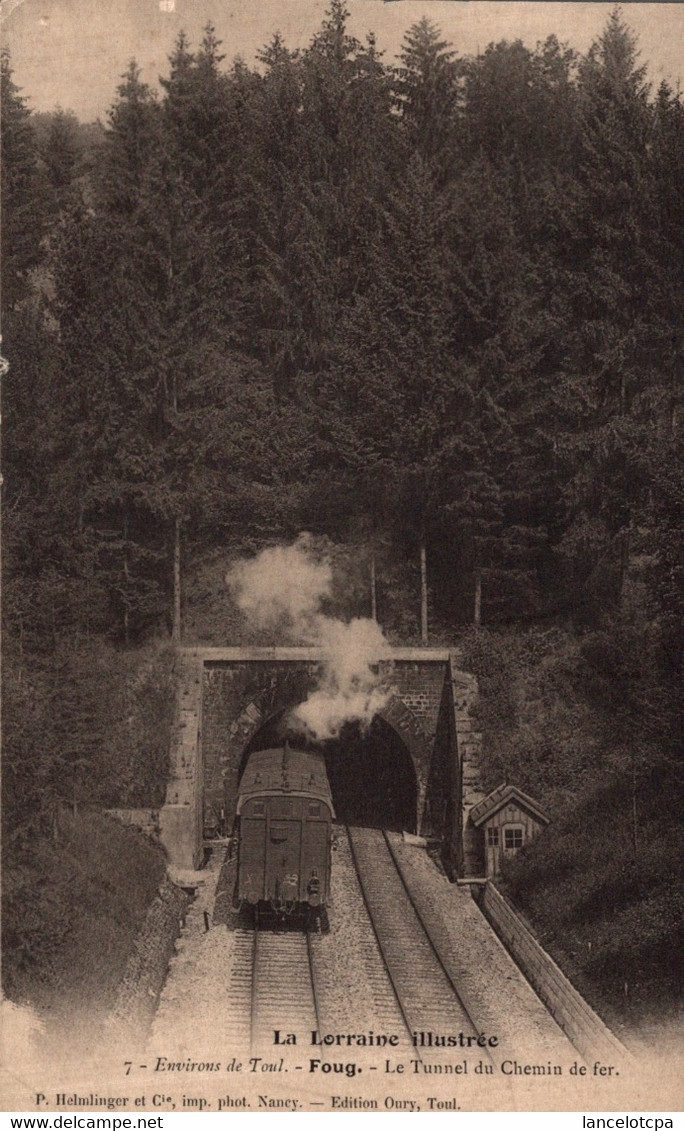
[1,0,682,1118]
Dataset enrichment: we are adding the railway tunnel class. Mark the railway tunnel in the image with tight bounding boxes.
[152,647,624,1082]
[160,647,483,873]
[242,708,418,834]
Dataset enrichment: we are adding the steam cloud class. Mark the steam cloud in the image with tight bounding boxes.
[227,534,332,638]
[227,534,392,740]
[291,615,392,739]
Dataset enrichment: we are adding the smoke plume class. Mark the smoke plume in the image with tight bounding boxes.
[290,614,392,740]
[226,535,392,740]
[227,533,332,639]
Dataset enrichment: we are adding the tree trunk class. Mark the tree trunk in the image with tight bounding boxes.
[17,615,23,684]
[123,508,130,647]
[618,530,630,605]
[672,353,682,437]
[420,540,428,645]
[172,516,182,643]
[370,549,377,622]
[631,757,638,859]
[474,569,482,628]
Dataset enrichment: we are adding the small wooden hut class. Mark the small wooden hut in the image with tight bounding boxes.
[469,784,550,877]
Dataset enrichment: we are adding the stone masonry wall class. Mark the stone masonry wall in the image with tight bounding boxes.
[450,659,485,875]
[385,660,446,741]
[159,651,203,870]
[201,661,318,828]
[478,883,630,1065]
[160,648,477,869]
[425,672,458,851]
[106,878,188,1049]
[200,657,452,835]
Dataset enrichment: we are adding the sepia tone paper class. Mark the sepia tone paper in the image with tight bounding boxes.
[1,0,682,1116]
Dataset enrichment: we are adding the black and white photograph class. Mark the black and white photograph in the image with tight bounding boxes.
[1,0,682,1117]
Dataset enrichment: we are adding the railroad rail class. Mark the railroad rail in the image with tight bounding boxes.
[223,921,322,1051]
[308,824,413,1043]
[251,928,320,1049]
[223,826,495,1062]
[346,825,496,1066]
[223,927,255,1050]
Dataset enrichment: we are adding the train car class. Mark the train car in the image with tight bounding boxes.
[234,743,334,924]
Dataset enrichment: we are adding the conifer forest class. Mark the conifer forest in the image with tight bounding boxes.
[1,3,682,1039]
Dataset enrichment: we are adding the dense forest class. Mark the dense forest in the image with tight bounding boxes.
[2,2,682,1034]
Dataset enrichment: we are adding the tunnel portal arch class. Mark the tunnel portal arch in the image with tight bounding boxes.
[162,647,477,873]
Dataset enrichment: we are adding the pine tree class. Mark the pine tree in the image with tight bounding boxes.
[553,12,665,617]
[52,65,172,639]
[52,51,280,640]
[0,51,45,310]
[242,2,399,399]
[39,108,82,215]
[394,19,462,179]
[319,157,474,638]
[463,36,577,172]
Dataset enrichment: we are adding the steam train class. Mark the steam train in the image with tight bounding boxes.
[233,743,334,925]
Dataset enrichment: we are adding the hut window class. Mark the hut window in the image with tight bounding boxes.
[308,803,321,816]
[487,827,499,846]
[504,827,524,850]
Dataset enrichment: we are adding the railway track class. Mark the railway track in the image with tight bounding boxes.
[223,927,255,1049]
[223,825,494,1063]
[308,825,413,1042]
[251,928,320,1049]
[223,922,321,1052]
[346,825,494,1065]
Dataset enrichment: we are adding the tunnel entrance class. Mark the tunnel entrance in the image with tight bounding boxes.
[243,710,418,834]
[322,717,417,833]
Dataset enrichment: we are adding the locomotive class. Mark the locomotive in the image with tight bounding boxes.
[233,743,334,925]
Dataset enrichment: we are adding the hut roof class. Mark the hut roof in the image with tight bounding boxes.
[469,783,550,828]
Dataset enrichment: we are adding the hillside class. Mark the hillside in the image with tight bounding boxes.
[3,809,168,1054]
[1,640,176,1041]
[460,613,683,1038]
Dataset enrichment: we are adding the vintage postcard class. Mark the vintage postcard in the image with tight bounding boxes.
[1,0,682,1118]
